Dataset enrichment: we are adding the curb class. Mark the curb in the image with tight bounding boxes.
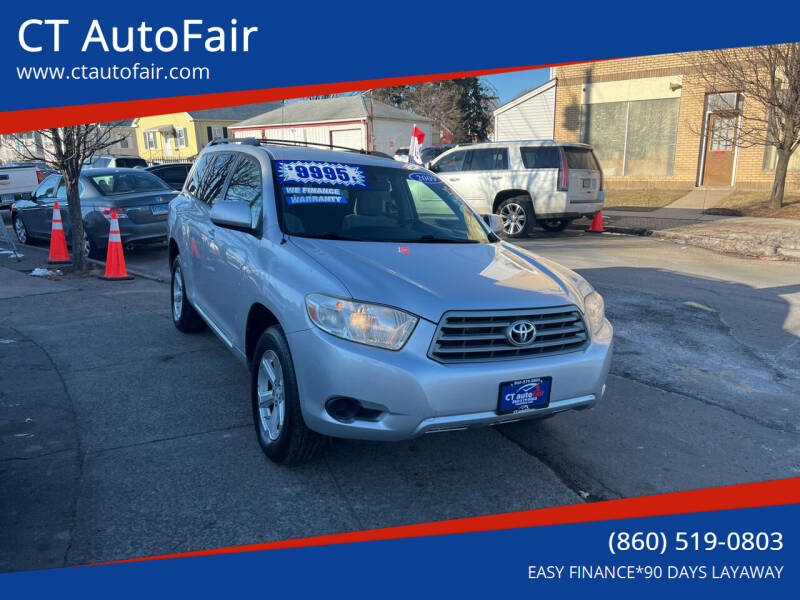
[86,256,167,283]
[601,226,654,237]
[649,230,800,261]
[0,239,168,283]
[596,224,800,262]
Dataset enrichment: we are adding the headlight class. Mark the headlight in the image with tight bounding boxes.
[305,293,418,350]
[583,291,605,334]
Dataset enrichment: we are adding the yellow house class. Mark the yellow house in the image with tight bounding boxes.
[133,102,281,163]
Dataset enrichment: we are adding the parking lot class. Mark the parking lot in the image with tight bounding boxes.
[1,210,799,573]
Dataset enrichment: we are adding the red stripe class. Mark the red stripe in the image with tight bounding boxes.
[0,59,607,134]
[89,477,799,567]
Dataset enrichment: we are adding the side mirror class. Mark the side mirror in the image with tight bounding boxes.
[483,213,504,235]
[210,201,253,231]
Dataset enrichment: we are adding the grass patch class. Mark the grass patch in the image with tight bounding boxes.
[704,191,800,220]
[603,188,687,212]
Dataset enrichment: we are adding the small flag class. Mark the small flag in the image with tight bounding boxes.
[408,124,425,165]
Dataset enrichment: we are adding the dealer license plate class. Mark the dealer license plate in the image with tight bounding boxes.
[151,204,169,215]
[497,377,552,414]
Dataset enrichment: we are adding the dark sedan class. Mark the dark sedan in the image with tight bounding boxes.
[10,168,177,259]
[145,163,193,190]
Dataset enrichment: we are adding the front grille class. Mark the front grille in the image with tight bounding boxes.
[428,306,588,363]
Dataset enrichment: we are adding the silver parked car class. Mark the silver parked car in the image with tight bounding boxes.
[168,140,613,464]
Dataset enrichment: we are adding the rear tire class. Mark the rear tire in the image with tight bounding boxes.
[497,197,534,238]
[83,231,103,260]
[171,256,205,333]
[537,219,571,233]
[252,326,324,465]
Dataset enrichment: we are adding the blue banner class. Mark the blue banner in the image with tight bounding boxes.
[1,502,796,598]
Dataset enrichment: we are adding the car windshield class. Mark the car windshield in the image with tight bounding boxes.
[89,171,170,195]
[275,161,495,244]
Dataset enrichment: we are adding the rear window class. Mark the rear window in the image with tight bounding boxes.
[564,148,598,170]
[520,147,561,169]
[116,158,147,168]
[89,171,170,195]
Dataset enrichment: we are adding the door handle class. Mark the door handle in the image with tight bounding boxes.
[450,178,460,182]
[490,176,501,180]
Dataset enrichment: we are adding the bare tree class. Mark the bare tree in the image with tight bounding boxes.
[693,44,800,208]
[2,123,123,270]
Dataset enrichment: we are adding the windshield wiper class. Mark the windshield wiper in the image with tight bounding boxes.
[395,235,480,244]
[292,232,362,241]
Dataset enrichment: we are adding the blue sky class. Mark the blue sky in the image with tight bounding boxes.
[481,68,551,106]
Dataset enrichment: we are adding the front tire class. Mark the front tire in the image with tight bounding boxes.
[251,326,324,464]
[13,216,30,245]
[171,256,205,333]
[537,218,571,233]
[497,197,534,238]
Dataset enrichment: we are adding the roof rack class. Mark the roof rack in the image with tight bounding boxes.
[205,137,376,156]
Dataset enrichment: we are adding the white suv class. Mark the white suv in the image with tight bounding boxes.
[428,141,604,237]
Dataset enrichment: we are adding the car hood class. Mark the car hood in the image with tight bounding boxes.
[289,238,588,323]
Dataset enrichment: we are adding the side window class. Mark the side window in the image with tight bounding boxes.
[520,147,561,169]
[34,175,59,199]
[164,166,189,186]
[466,148,509,171]
[187,153,235,205]
[432,150,467,173]
[223,155,263,229]
[93,157,111,168]
[54,179,84,201]
[204,153,236,206]
[186,154,212,198]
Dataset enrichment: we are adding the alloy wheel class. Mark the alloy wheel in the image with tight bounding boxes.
[257,350,286,442]
[172,266,184,320]
[499,202,526,235]
[14,218,27,244]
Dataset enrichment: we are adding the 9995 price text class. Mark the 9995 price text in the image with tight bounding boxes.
[608,531,783,554]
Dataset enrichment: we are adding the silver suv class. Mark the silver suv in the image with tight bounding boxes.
[168,140,613,464]
[429,141,605,237]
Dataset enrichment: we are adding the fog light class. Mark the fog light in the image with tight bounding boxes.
[325,397,360,423]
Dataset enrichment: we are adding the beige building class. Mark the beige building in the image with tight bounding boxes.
[553,50,800,192]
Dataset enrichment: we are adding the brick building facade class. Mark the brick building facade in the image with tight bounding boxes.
[553,51,800,192]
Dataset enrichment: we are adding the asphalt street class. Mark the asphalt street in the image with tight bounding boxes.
[1,209,799,572]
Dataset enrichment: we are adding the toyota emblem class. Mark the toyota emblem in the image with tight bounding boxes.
[507,320,537,346]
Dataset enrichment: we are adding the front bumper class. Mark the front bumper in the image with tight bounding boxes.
[287,317,613,441]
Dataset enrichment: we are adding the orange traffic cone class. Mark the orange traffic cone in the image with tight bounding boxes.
[588,210,605,233]
[100,210,133,280]
[47,201,71,264]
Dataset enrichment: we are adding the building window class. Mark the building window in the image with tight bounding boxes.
[118,134,130,149]
[143,131,158,150]
[580,97,681,177]
[175,127,188,148]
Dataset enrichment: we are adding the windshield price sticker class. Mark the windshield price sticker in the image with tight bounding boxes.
[409,172,443,184]
[276,160,369,188]
[284,187,347,205]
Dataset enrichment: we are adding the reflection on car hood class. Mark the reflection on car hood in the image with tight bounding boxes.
[290,237,586,322]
